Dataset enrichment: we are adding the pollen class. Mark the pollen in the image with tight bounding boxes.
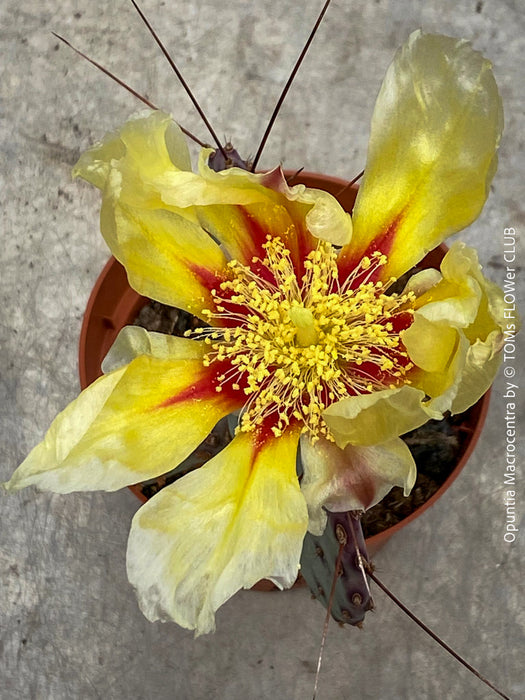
[195,236,415,441]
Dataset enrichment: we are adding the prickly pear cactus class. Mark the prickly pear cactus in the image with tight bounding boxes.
[300,511,374,626]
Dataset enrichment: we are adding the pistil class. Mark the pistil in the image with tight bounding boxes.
[289,306,319,347]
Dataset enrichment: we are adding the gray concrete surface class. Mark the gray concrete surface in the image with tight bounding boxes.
[1,1,524,699]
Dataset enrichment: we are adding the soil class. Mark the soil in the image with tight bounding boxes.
[132,300,477,538]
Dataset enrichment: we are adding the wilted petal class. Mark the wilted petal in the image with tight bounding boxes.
[75,112,229,318]
[301,436,416,534]
[126,426,307,634]
[338,31,503,281]
[4,353,240,493]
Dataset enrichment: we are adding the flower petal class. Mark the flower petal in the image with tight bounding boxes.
[415,243,505,331]
[101,326,205,373]
[194,196,312,269]
[126,426,307,634]
[409,242,508,413]
[338,30,503,280]
[301,436,416,534]
[160,148,272,207]
[402,268,442,297]
[75,111,229,318]
[450,332,502,414]
[73,110,192,205]
[102,201,228,319]
[257,167,353,247]
[403,318,470,415]
[168,157,350,267]
[323,385,437,448]
[4,353,240,493]
[402,315,458,374]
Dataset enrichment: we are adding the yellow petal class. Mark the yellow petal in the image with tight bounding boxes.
[301,436,416,534]
[195,197,313,269]
[75,111,229,318]
[323,385,438,448]
[101,326,205,373]
[4,354,240,493]
[450,332,503,414]
[403,320,469,415]
[416,243,506,333]
[103,202,228,319]
[258,168,353,247]
[164,160,351,266]
[413,244,482,326]
[158,148,272,208]
[126,426,307,634]
[74,110,192,206]
[339,30,503,280]
[408,242,508,413]
[402,314,460,373]
[197,152,352,248]
[402,268,442,298]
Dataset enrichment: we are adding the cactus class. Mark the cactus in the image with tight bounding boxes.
[300,511,374,627]
[208,144,249,172]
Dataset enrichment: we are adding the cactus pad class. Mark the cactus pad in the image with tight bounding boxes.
[300,511,374,626]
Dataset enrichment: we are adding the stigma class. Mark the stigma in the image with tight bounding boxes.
[190,236,415,441]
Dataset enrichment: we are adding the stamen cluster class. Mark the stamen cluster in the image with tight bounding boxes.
[191,236,415,440]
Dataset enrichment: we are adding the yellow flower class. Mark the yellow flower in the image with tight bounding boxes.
[4,31,505,634]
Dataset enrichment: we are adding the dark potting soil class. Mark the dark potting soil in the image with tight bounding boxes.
[133,300,478,538]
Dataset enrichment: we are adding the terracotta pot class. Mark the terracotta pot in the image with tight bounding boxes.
[78,171,490,557]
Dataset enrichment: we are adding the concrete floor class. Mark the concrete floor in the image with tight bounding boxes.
[1,1,524,698]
